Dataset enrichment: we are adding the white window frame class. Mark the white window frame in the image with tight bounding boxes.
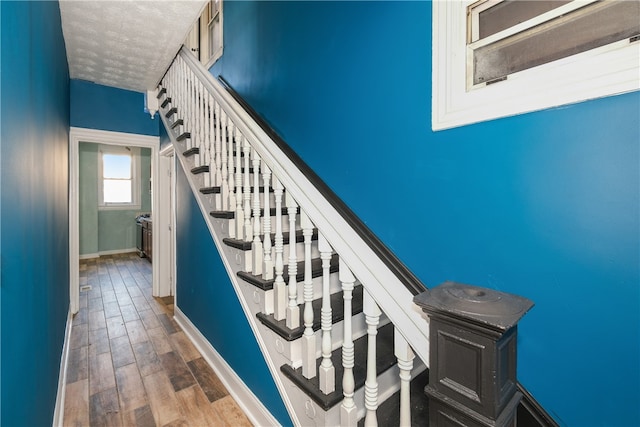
[98,145,141,210]
[432,0,640,131]
[204,0,223,69]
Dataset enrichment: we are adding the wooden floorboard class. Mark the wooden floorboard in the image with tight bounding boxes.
[63,253,252,426]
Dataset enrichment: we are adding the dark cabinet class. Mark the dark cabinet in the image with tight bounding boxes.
[142,219,152,263]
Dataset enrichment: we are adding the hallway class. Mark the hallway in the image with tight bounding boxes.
[63,254,253,426]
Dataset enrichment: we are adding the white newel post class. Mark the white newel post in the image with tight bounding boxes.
[394,330,414,427]
[300,210,316,379]
[285,192,299,329]
[340,258,357,427]
[272,177,286,321]
[364,289,381,427]
[318,232,335,394]
[261,162,274,280]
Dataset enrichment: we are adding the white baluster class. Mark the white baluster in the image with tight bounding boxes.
[364,290,381,427]
[227,121,236,216]
[220,110,229,211]
[272,177,286,321]
[300,210,316,379]
[251,150,263,276]
[235,131,244,240]
[262,162,273,280]
[201,83,210,187]
[243,137,252,244]
[394,331,415,427]
[214,102,222,191]
[285,192,299,329]
[186,68,193,150]
[340,258,357,427]
[318,232,335,393]
[208,94,217,187]
[194,74,202,167]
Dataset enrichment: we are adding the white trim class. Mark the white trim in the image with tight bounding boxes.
[97,145,142,210]
[69,127,160,313]
[79,248,138,260]
[173,307,281,427]
[432,0,640,130]
[52,309,73,427]
[157,144,176,297]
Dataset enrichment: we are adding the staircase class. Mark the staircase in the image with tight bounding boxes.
[156,47,552,427]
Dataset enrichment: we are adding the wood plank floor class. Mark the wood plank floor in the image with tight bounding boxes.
[64,253,253,427]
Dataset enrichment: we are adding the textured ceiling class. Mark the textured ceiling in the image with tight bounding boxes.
[60,0,206,92]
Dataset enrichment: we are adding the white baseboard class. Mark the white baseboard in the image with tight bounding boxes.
[52,309,73,427]
[79,248,138,260]
[173,306,281,427]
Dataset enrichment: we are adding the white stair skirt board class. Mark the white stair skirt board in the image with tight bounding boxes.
[173,306,282,427]
[53,309,74,427]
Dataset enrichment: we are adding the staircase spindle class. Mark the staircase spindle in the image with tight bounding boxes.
[394,330,415,427]
[300,210,316,379]
[198,81,207,182]
[261,162,273,280]
[242,137,252,244]
[318,232,335,394]
[251,149,263,276]
[194,75,202,167]
[186,68,194,150]
[285,192,299,329]
[340,258,357,427]
[272,177,286,321]
[364,290,381,427]
[208,94,217,187]
[202,82,211,188]
[213,102,222,191]
[235,130,244,240]
[220,110,229,211]
[227,123,237,236]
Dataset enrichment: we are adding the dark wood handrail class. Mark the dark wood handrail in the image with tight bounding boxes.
[217,76,427,296]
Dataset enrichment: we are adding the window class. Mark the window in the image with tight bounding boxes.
[184,0,223,68]
[432,0,640,130]
[98,146,141,209]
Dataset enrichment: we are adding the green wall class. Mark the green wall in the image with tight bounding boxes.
[79,143,151,255]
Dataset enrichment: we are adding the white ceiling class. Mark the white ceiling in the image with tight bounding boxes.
[60,0,206,92]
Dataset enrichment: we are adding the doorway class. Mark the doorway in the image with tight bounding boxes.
[69,127,161,314]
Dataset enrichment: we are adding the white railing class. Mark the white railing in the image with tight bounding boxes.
[158,47,430,426]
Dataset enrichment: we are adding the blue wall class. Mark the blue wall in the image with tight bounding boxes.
[199,1,638,425]
[1,1,71,426]
[70,79,159,136]
[174,161,291,425]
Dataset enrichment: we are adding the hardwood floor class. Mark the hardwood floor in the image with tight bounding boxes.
[63,253,253,427]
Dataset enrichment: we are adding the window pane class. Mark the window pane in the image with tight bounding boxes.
[473,1,640,84]
[103,154,131,179]
[103,179,132,203]
[477,1,571,40]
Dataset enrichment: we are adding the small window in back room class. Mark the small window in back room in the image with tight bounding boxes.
[99,146,141,209]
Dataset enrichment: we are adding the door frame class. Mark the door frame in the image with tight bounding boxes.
[157,143,176,298]
[69,127,160,314]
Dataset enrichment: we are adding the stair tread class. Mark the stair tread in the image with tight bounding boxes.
[170,118,184,130]
[237,253,338,291]
[161,97,171,108]
[223,228,318,251]
[191,165,209,174]
[177,132,191,142]
[257,284,363,341]
[156,87,166,99]
[200,185,273,195]
[165,107,177,119]
[209,206,299,220]
[281,323,396,411]
[183,147,199,157]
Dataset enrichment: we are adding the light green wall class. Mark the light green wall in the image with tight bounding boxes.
[79,142,99,254]
[79,144,151,255]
